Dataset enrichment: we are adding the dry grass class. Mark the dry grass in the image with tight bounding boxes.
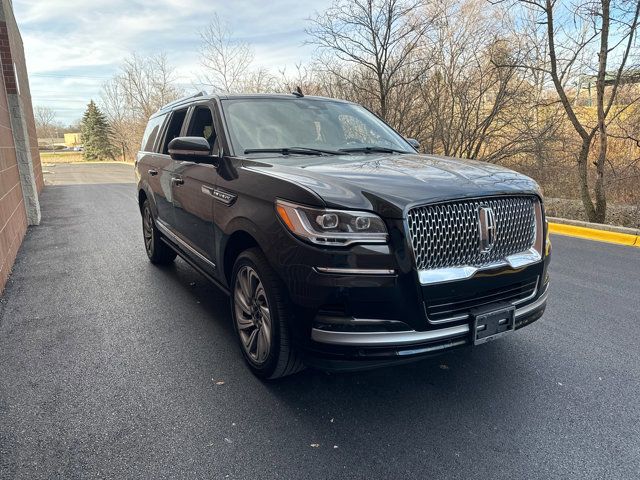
[39,151,132,164]
[40,151,86,163]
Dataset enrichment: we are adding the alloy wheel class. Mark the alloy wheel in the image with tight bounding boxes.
[234,265,272,364]
[143,206,154,254]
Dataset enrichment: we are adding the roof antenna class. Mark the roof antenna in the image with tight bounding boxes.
[292,86,304,97]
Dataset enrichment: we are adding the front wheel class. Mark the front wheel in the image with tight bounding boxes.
[231,248,304,379]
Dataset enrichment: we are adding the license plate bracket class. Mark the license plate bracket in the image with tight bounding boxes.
[472,304,516,345]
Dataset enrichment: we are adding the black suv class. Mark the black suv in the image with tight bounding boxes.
[135,92,551,379]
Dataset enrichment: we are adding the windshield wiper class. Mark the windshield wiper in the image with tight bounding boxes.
[244,147,342,156]
[339,146,409,154]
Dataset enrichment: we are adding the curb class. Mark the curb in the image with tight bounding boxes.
[548,217,640,248]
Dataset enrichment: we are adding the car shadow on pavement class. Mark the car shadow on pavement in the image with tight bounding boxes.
[92,251,579,477]
[157,254,538,417]
[262,338,542,462]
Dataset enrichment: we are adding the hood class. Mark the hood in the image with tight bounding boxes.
[243,153,541,218]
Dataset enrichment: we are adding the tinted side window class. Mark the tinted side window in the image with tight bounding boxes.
[161,109,188,154]
[186,106,218,154]
[140,114,166,152]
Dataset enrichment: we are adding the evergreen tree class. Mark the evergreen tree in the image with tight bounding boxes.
[80,100,114,161]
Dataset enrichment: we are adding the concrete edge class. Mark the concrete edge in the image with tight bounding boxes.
[548,217,640,248]
[41,161,135,166]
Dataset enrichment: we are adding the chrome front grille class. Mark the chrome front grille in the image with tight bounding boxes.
[407,196,537,270]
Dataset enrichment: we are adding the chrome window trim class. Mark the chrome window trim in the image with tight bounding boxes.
[156,219,217,270]
[314,267,395,275]
[418,248,542,285]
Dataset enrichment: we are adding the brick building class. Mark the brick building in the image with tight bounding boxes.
[0,0,42,293]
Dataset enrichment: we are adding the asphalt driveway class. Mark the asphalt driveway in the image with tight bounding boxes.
[1,163,639,479]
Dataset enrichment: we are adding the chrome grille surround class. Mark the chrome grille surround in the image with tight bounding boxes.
[407,196,537,272]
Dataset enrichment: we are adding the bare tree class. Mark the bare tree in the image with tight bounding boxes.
[413,0,530,161]
[101,53,182,160]
[307,0,433,122]
[34,106,59,149]
[114,53,181,119]
[510,0,640,222]
[199,14,275,93]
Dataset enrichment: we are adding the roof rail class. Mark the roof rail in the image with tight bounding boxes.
[159,91,207,111]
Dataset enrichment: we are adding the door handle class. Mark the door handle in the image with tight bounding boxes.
[171,177,184,186]
[148,169,158,176]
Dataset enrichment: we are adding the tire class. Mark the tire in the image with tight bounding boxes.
[231,248,304,379]
[142,199,177,265]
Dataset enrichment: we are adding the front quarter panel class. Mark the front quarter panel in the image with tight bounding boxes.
[213,158,327,285]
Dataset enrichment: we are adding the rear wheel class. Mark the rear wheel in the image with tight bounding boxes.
[142,200,177,265]
[231,248,304,379]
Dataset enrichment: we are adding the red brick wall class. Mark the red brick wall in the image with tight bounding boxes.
[0,1,42,293]
[0,57,26,292]
[1,6,43,193]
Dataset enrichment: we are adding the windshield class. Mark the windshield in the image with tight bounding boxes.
[221,98,414,156]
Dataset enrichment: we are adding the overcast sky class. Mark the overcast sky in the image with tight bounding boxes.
[13,0,333,124]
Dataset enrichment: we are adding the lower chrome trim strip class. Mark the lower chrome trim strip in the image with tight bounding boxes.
[515,284,548,319]
[156,219,217,270]
[311,324,470,346]
[427,313,471,325]
[311,286,548,346]
[418,248,542,285]
[315,267,395,275]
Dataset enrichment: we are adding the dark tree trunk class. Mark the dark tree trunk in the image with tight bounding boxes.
[577,138,597,222]
[592,0,610,224]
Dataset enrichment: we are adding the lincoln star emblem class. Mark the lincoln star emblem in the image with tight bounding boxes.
[478,206,497,253]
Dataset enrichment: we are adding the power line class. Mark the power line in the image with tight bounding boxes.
[32,98,93,102]
[31,73,111,79]
[31,73,195,81]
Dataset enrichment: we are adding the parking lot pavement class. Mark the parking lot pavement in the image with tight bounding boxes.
[1,165,639,479]
[42,162,135,185]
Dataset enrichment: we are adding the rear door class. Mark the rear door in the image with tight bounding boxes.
[137,113,173,224]
[170,104,219,269]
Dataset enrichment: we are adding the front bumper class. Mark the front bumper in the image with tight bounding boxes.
[311,285,548,347]
[264,215,551,371]
[304,285,548,371]
[311,288,548,347]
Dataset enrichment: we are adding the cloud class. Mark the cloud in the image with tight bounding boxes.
[13,0,332,123]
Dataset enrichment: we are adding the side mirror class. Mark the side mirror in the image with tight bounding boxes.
[168,136,214,163]
[405,138,420,150]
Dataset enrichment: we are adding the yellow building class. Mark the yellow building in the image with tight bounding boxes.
[64,132,82,147]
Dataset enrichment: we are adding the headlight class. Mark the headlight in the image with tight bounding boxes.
[275,199,388,246]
